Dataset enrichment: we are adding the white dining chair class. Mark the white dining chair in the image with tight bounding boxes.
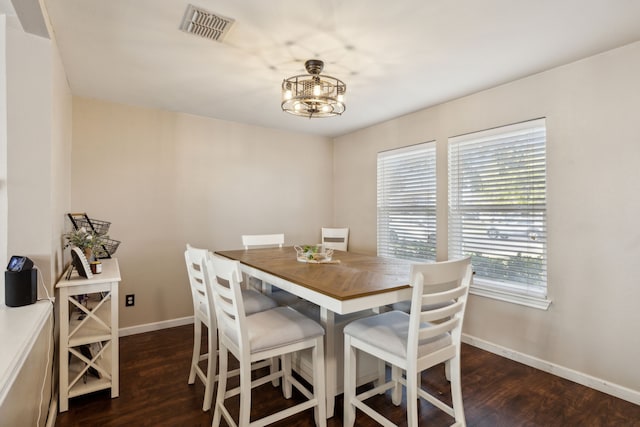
[343,257,472,427]
[241,233,285,249]
[184,244,277,411]
[321,227,349,251]
[207,255,327,427]
[241,233,299,306]
[241,233,283,294]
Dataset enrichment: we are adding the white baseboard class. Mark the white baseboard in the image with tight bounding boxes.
[119,316,194,337]
[462,333,640,406]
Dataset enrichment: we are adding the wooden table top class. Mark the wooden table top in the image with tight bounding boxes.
[215,246,412,301]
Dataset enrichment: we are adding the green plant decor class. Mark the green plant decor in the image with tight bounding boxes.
[64,227,109,259]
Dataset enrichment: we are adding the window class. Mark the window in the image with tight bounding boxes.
[448,118,549,309]
[377,142,436,262]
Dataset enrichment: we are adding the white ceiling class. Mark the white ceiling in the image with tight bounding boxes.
[14,1,640,137]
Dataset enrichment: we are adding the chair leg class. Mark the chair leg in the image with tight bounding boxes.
[406,367,419,427]
[445,359,451,381]
[450,356,466,425]
[372,298,389,394]
[282,353,292,399]
[271,356,280,387]
[239,354,253,427]
[202,324,216,411]
[188,319,202,384]
[375,359,386,392]
[391,365,402,405]
[343,336,356,427]
[212,345,228,427]
[313,337,327,427]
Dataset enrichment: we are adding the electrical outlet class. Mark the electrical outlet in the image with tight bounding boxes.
[125,294,135,307]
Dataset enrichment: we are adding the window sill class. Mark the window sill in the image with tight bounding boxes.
[470,284,551,310]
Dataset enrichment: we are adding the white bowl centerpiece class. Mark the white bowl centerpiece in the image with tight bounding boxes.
[294,244,334,263]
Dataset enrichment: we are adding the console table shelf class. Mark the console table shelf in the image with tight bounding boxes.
[57,258,121,412]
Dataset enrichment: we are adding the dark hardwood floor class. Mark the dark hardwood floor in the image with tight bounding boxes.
[55,324,640,427]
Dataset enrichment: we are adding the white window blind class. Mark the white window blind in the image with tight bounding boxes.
[448,119,548,305]
[377,142,436,262]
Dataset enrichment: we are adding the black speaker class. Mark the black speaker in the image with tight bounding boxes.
[5,269,37,307]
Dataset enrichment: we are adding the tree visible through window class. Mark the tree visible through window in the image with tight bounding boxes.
[448,118,547,302]
[377,142,436,262]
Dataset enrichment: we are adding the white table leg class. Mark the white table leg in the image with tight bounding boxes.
[320,307,336,418]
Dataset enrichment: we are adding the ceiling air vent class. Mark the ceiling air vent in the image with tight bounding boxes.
[180,4,235,42]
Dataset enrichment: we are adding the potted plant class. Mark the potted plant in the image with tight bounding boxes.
[64,227,109,261]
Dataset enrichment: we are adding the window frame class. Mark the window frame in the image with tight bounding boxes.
[448,118,550,310]
[377,141,437,262]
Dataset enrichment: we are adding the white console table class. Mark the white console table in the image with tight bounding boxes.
[56,258,121,412]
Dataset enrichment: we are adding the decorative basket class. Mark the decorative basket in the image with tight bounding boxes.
[75,217,111,235]
[294,245,334,263]
[97,239,121,259]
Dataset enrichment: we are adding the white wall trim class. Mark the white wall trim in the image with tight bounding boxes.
[118,316,194,337]
[469,285,552,310]
[45,395,57,427]
[462,333,640,406]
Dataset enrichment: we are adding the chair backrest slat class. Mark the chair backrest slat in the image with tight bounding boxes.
[185,246,207,291]
[419,299,464,323]
[207,255,249,353]
[417,317,460,341]
[242,234,284,249]
[210,275,235,317]
[185,244,213,317]
[420,284,467,307]
[321,227,349,251]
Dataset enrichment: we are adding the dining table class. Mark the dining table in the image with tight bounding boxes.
[215,246,413,418]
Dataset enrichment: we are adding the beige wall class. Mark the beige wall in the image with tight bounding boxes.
[0,9,71,426]
[3,15,71,297]
[71,99,334,328]
[50,33,73,286]
[0,15,7,291]
[6,15,52,287]
[334,41,640,395]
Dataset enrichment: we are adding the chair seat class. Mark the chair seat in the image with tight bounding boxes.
[223,306,325,353]
[344,310,451,359]
[249,278,302,307]
[292,299,376,325]
[241,288,278,314]
[269,288,303,306]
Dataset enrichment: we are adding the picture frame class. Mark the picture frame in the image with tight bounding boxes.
[70,246,93,279]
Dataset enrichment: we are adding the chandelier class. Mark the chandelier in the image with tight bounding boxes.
[281,59,346,118]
